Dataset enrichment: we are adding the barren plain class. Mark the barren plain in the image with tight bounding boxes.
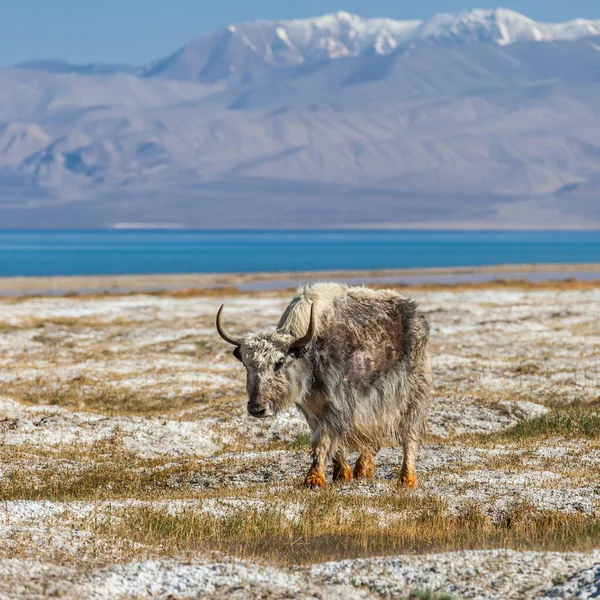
[0,281,599,599]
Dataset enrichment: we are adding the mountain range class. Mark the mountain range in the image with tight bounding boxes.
[2,8,600,229]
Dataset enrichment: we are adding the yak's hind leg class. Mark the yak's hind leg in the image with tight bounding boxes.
[401,345,431,489]
[400,431,419,489]
[304,427,331,489]
[332,447,353,483]
[353,448,378,480]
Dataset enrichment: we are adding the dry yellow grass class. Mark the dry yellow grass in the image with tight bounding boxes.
[96,496,600,566]
[0,375,221,415]
[4,276,600,304]
[476,403,600,444]
[1,282,599,584]
[1,400,599,567]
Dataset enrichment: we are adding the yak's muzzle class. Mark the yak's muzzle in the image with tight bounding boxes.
[247,402,274,419]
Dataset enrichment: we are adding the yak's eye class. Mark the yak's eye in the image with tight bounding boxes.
[274,359,286,372]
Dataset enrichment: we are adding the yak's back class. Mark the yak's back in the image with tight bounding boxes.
[279,283,428,384]
[277,282,348,337]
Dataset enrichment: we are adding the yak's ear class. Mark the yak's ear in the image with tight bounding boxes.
[288,346,309,359]
[232,347,243,362]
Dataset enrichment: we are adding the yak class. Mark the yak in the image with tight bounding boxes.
[216,283,432,488]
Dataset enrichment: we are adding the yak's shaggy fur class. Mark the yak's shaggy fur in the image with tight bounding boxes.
[225,283,432,488]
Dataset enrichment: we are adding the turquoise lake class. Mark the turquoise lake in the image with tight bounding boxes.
[0,230,599,277]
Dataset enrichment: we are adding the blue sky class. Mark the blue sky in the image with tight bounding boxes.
[2,0,599,66]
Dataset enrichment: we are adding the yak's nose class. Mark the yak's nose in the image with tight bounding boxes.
[248,404,272,418]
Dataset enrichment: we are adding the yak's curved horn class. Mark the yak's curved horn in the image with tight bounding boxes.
[289,303,316,350]
[216,305,242,347]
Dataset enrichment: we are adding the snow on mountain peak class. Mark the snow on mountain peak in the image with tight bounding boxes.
[226,9,600,62]
[418,8,546,45]
[417,8,600,47]
[134,9,600,82]
[311,10,361,27]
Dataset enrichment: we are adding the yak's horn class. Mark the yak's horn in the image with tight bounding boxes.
[289,303,316,350]
[216,305,242,347]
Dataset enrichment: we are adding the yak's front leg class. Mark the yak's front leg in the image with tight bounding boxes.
[332,447,353,484]
[304,428,331,489]
[400,431,419,489]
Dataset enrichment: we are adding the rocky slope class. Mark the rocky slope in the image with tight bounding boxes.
[2,9,600,227]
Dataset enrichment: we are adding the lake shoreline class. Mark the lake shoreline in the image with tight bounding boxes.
[1,262,600,296]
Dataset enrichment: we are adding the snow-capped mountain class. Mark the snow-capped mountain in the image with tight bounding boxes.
[2,8,600,228]
[417,8,600,46]
[142,12,421,82]
[14,9,600,83]
[141,9,600,82]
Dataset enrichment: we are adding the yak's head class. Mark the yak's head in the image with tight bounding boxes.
[216,304,315,418]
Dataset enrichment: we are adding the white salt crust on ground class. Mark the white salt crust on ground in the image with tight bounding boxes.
[1,552,600,600]
[1,287,599,599]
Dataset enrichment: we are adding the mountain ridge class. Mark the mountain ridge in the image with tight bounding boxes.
[14,9,600,82]
[1,8,600,228]
[139,9,600,83]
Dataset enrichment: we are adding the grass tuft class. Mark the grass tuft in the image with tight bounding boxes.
[94,495,600,566]
[484,404,600,443]
[407,592,455,600]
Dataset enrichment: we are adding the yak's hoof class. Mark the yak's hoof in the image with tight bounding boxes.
[353,458,375,480]
[401,472,418,489]
[304,470,326,489]
[332,463,353,484]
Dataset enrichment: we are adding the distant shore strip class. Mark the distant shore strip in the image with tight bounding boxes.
[1,263,600,296]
